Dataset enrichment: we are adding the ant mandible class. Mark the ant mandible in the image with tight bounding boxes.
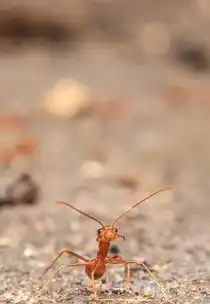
[40,186,172,300]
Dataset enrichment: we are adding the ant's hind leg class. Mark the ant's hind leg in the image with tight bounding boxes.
[125,260,169,301]
[106,257,169,300]
[40,249,89,280]
[125,263,131,291]
[42,262,88,291]
[106,256,131,291]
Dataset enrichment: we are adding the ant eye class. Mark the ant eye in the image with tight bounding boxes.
[114,228,118,233]
[98,228,102,234]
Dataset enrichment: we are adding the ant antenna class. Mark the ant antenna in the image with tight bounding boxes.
[111,186,172,226]
[56,201,105,227]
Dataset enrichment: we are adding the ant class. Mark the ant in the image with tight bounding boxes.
[40,187,172,300]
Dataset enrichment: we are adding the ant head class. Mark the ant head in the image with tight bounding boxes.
[96,226,125,243]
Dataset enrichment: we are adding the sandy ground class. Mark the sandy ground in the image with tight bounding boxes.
[1,45,210,304]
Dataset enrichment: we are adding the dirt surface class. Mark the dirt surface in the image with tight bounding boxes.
[1,44,210,304]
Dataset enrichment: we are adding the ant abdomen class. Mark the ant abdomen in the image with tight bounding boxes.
[85,263,106,280]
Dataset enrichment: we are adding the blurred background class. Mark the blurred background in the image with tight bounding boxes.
[1,1,210,303]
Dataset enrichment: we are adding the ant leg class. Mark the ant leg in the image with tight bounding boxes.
[40,249,89,280]
[126,260,169,300]
[125,263,131,291]
[90,260,101,298]
[106,256,131,291]
[91,273,97,298]
[42,262,88,290]
[106,258,169,301]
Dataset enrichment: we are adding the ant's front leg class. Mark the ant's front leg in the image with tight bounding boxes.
[40,249,89,281]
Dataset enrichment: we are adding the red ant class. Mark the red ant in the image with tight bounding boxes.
[40,187,172,300]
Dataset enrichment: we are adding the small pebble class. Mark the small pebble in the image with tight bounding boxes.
[24,245,37,258]
[5,172,39,205]
[112,287,124,295]
[80,161,105,179]
[44,78,92,119]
